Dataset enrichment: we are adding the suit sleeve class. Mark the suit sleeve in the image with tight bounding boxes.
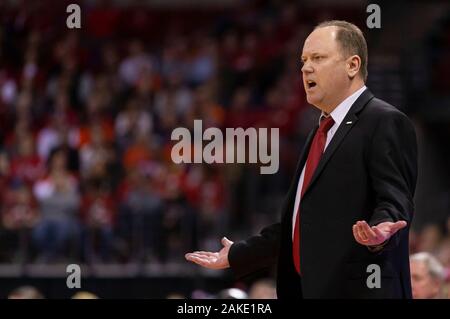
[228,223,281,279]
[367,111,418,251]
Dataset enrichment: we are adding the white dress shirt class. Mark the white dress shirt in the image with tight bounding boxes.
[292,85,367,239]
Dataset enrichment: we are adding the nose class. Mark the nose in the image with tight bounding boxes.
[301,62,313,74]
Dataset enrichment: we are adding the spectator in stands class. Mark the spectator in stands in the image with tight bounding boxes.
[119,39,155,88]
[248,278,277,299]
[81,179,116,263]
[410,252,447,299]
[1,182,38,262]
[80,123,115,180]
[71,291,99,299]
[417,223,444,254]
[31,149,81,262]
[115,97,153,152]
[116,166,163,262]
[216,288,248,299]
[8,285,45,299]
[8,132,45,186]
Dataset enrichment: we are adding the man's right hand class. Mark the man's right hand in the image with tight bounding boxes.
[185,237,234,269]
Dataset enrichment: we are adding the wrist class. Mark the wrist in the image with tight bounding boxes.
[367,239,388,252]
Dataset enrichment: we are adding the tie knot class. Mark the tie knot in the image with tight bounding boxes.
[319,115,335,133]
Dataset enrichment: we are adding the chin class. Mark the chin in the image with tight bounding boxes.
[306,95,320,107]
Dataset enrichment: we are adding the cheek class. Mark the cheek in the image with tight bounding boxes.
[329,66,346,81]
[319,66,342,86]
[340,64,351,79]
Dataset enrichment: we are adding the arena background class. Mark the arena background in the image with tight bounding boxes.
[0,0,449,299]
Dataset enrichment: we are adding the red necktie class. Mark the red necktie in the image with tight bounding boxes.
[293,115,335,275]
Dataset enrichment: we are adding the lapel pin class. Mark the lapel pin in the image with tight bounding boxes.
[345,121,353,125]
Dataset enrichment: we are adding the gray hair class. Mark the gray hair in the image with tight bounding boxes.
[411,252,446,281]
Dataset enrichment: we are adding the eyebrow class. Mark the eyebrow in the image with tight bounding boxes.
[301,52,326,60]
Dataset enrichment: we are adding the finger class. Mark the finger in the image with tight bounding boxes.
[190,251,218,257]
[353,225,365,244]
[361,221,377,241]
[221,237,234,247]
[185,253,197,261]
[352,225,360,242]
[186,252,216,261]
[390,221,407,233]
[188,254,218,262]
[356,222,368,241]
[186,255,214,267]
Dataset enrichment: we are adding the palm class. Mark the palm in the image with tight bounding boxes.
[352,220,407,247]
[185,237,233,270]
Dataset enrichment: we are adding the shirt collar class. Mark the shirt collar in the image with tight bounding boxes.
[320,85,367,126]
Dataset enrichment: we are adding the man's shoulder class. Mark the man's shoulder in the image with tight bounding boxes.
[359,95,416,141]
[363,96,411,123]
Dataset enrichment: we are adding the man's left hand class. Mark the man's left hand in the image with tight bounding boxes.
[352,220,407,247]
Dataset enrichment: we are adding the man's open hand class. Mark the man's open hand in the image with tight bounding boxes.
[352,220,407,247]
[185,237,234,269]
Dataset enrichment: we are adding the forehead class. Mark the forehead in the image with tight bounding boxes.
[410,260,428,273]
[302,26,339,55]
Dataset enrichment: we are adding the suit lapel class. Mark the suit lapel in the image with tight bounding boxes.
[301,89,375,198]
[281,127,317,221]
[294,128,317,182]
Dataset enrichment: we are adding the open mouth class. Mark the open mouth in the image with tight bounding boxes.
[306,80,317,89]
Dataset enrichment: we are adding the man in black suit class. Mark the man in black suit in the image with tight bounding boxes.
[185,20,418,299]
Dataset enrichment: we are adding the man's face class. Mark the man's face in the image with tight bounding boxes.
[410,260,440,299]
[301,26,351,112]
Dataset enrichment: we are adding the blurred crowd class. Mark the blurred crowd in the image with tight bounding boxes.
[0,0,311,266]
[7,277,277,299]
[0,0,449,299]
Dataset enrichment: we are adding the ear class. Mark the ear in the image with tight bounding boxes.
[346,55,361,79]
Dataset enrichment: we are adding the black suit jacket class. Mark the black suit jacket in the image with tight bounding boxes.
[228,89,418,299]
